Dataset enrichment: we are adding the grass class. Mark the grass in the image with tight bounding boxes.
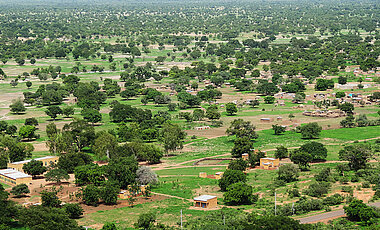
[78,198,208,229]
[151,176,218,199]
[1,182,11,189]
[155,166,226,176]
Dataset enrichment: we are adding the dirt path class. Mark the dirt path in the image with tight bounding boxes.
[150,192,193,202]
[297,202,380,224]
[153,136,379,172]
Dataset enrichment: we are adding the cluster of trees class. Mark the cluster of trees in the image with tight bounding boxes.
[218,160,258,205]
[73,158,157,207]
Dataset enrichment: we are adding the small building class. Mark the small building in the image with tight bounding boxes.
[276,116,282,121]
[242,153,249,161]
[260,158,280,169]
[194,195,217,209]
[199,172,207,178]
[118,185,148,199]
[215,172,224,180]
[0,169,32,186]
[260,118,271,123]
[194,126,210,131]
[8,156,59,173]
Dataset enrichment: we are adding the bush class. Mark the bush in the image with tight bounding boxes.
[341,186,354,195]
[315,168,331,182]
[277,164,300,183]
[224,182,258,205]
[339,177,350,184]
[323,194,344,206]
[64,203,84,219]
[219,170,247,192]
[288,188,300,198]
[350,175,360,182]
[305,182,330,197]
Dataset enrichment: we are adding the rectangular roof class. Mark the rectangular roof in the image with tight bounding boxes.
[194,195,217,202]
[10,156,57,165]
[261,158,277,160]
[0,169,32,180]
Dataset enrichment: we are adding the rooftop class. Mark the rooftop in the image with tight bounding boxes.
[261,158,277,161]
[194,195,217,202]
[9,156,57,165]
[0,169,32,180]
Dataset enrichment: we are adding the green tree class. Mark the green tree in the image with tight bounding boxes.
[135,212,156,230]
[219,169,247,192]
[18,125,36,140]
[45,105,62,120]
[0,184,17,227]
[192,109,204,121]
[102,223,118,230]
[290,151,313,170]
[338,76,347,85]
[231,137,253,158]
[205,105,221,120]
[256,82,279,96]
[315,79,334,91]
[305,182,330,197]
[81,184,100,206]
[10,99,26,114]
[92,131,118,159]
[264,96,275,104]
[45,168,70,184]
[338,144,373,171]
[81,108,102,124]
[339,102,355,115]
[57,152,92,173]
[272,124,286,135]
[344,199,375,223]
[26,81,32,88]
[224,182,257,205]
[278,164,300,182]
[106,156,139,189]
[18,206,81,230]
[10,184,30,197]
[248,150,266,166]
[225,103,238,115]
[275,146,288,159]
[41,190,61,208]
[23,160,47,178]
[300,142,327,161]
[62,106,75,117]
[299,122,322,139]
[226,119,258,140]
[158,122,186,153]
[335,91,346,98]
[74,163,105,186]
[228,159,248,171]
[25,118,38,126]
[64,203,84,219]
[100,182,120,205]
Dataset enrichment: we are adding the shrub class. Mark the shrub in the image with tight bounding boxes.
[278,164,300,183]
[64,203,84,219]
[362,181,371,188]
[224,182,258,205]
[339,177,350,184]
[315,168,331,182]
[219,170,247,192]
[288,188,300,198]
[341,186,354,195]
[305,182,330,197]
[350,175,360,183]
[323,194,344,206]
